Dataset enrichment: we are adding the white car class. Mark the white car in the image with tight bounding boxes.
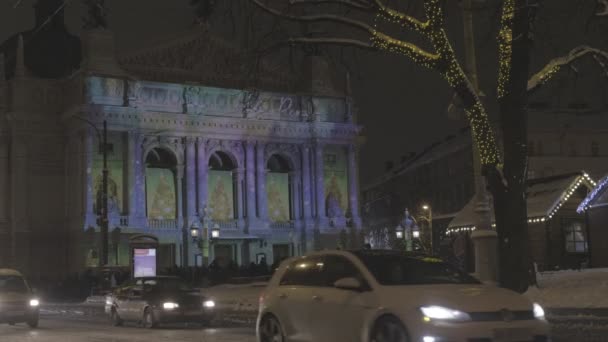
[0,269,40,328]
[257,250,550,342]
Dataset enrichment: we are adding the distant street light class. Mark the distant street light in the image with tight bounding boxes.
[211,224,220,239]
[420,204,433,254]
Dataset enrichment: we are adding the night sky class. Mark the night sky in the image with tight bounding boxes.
[1,0,606,184]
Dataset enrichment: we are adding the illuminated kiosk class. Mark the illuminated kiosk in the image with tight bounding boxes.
[129,234,159,278]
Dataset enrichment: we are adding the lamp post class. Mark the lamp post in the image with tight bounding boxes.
[420,204,433,254]
[191,220,220,267]
[74,116,109,267]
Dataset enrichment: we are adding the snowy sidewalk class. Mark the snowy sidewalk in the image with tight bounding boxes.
[525,268,608,309]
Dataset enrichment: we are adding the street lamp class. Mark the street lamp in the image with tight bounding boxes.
[211,224,220,239]
[413,229,420,239]
[190,225,200,242]
[395,226,404,239]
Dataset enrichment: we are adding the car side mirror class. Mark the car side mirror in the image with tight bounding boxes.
[333,277,363,291]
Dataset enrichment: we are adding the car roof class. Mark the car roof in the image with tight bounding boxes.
[293,249,436,260]
[0,269,24,277]
[349,249,433,258]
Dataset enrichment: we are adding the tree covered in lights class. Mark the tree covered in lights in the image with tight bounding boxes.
[247,0,608,292]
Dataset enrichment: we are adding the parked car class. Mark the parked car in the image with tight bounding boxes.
[257,250,550,342]
[104,276,215,328]
[0,269,40,328]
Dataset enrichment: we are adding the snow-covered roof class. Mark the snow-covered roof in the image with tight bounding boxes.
[578,174,608,213]
[447,172,596,234]
[0,268,23,277]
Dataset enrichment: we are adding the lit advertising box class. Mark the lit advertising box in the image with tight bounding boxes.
[133,248,156,277]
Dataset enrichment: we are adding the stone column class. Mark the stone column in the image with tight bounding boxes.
[127,131,145,226]
[300,144,314,252]
[83,130,96,228]
[290,171,301,223]
[347,144,362,228]
[301,145,313,223]
[235,168,245,226]
[134,135,146,227]
[176,164,187,266]
[185,138,197,224]
[197,139,208,215]
[256,142,268,224]
[314,143,326,228]
[245,141,257,228]
[175,165,185,227]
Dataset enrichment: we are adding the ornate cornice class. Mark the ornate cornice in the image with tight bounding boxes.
[79,109,362,146]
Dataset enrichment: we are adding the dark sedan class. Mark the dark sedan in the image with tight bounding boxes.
[105,276,215,328]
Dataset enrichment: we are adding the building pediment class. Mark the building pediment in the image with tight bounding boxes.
[117,28,296,92]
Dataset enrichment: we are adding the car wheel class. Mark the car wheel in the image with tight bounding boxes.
[370,316,409,342]
[259,315,285,342]
[27,314,39,329]
[111,308,123,327]
[142,308,158,329]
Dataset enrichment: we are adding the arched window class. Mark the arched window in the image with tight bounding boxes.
[145,147,178,220]
[208,151,237,221]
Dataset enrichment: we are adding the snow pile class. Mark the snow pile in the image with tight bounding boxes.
[525,268,608,308]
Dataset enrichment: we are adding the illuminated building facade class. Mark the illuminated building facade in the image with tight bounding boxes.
[0,3,362,278]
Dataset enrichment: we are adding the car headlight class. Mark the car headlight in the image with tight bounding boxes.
[203,300,215,308]
[533,303,545,319]
[162,302,179,310]
[29,299,40,307]
[420,305,471,321]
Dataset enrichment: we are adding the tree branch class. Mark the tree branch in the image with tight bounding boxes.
[287,37,376,50]
[371,30,439,67]
[497,0,515,99]
[527,45,608,94]
[597,0,608,16]
[250,0,374,34]
[250,0,439,67]
[372,0,429,32]
[288,0,372,10]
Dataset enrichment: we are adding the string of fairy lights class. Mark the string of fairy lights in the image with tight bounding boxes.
[497,0,515,99]
[370,0,500,167]
[446,173,597,235]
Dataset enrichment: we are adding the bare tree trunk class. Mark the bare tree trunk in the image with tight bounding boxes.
[494,0,537,293]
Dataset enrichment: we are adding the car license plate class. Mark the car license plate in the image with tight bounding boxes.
[493,328,531,342]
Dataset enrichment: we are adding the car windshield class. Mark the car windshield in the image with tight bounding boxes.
[0,275,28,293]
[141,278,193,292]
[354,253,480,285]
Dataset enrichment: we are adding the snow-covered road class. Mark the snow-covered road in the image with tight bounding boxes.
[0,318,256,342]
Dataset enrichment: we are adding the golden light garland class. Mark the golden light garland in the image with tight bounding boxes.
[497,0,515,99]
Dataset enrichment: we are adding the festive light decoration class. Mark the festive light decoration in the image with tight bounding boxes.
[447,173,595,235]
[578,174,606,213]
[497,0,514,99]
